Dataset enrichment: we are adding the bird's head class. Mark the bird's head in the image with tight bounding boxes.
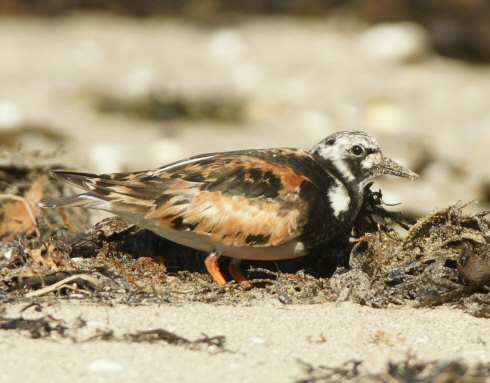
[310,131,418,187]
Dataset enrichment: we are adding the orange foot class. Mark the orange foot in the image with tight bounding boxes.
[228,258,252,290]
[204,253,252,289]
[204,252,227,285]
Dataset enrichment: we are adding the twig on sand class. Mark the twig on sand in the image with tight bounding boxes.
[25,274,100,298]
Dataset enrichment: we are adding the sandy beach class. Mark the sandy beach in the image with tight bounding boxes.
[1,301,489,383]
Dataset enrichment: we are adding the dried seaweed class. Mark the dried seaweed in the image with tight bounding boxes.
[0,153,489,317]
[296,357,490,383]
[83,327,227,353]
[343,202,490,314]
[124,330,227,352]
[0,314,67,339]
[0,308,227,353]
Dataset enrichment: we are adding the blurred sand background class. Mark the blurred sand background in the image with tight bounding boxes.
[0,2,489,382]
[1,4,490,216]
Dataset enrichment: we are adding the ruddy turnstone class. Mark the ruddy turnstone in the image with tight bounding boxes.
[41,131,418,287]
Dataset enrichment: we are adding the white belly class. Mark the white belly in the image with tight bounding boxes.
[117,212,307,261]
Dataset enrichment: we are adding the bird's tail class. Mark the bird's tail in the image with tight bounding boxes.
[39,193,107,209]
[39,170,152,213]
[39,171,112,210]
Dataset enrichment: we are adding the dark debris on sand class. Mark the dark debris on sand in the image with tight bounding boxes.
[0,154,489,318]
[0,305,227,353]
[296,357,490,383]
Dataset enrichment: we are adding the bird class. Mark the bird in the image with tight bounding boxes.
[40,131,418,287]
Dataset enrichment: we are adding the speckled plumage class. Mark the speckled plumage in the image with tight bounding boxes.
[41,131,418,286]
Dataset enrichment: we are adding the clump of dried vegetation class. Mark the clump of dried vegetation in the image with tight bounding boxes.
[296,356,490,383]
[0,304,227,353]
[0,151,489,319]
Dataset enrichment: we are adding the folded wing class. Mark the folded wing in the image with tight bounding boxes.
[43,149,316,247]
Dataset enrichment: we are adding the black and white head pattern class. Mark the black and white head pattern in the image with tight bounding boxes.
[310,131,384,186]
[309,131,384,217]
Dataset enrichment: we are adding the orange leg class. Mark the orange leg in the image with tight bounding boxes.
[228,258,252,289]
[204,252,227,285]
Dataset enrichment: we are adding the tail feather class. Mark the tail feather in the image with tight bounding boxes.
[50,170,161,199]
[41,170,158,213]
[39,193,110,210]
[51,171,109,193]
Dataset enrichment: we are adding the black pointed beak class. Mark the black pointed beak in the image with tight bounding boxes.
[374,156,419,180]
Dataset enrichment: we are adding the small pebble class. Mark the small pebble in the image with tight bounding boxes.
[358,22,429,62]
[208,29,244,64]
[89,359,123,373]
[1,249,13,260]
[248,336,266,345]
[88,142,125,174]
[365,98,407,133]
[121,66,157,98]
[0,100,24,130]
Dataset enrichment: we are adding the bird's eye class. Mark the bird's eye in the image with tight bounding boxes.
[351,145,364,156]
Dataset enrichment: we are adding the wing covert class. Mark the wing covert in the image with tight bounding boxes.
[144,150,315,247]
